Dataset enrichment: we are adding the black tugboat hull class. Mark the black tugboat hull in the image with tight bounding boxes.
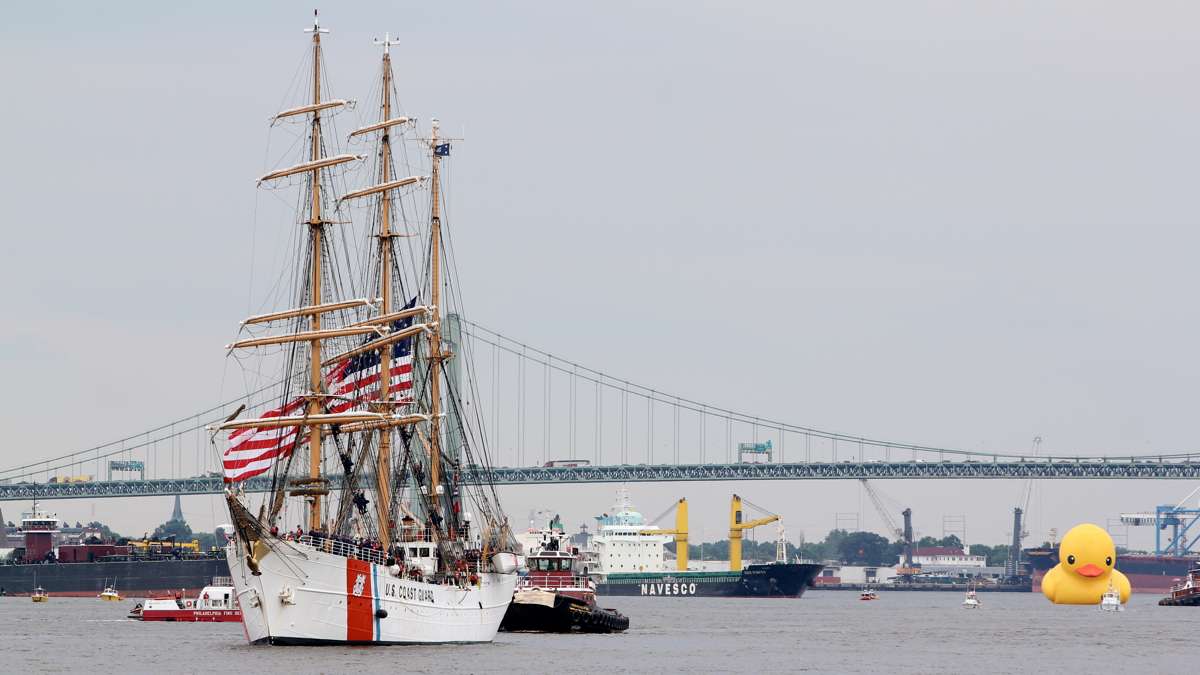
[596,562,823,598]
[500,593,629,633]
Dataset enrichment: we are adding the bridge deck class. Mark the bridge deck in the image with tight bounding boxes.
[2,460,1199,500]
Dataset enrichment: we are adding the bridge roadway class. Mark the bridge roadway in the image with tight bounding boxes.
[2,459,1199,501]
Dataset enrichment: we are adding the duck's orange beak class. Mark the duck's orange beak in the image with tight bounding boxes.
[1076,563,1104,577]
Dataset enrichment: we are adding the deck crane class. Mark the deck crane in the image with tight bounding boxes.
[638,498,690,571]
[859,479,916,577]
[730,494,781,571]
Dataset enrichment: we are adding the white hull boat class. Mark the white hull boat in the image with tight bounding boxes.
[230,541,517,644]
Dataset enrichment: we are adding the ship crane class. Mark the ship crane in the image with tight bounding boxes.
[730,494,780,572]
[859,479,916,577]
[638,498,689,571]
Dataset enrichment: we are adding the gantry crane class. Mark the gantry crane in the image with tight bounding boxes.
[730,494,780,571]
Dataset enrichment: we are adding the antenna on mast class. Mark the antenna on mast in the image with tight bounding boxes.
[304,9,330,34]
[374,32,400,54]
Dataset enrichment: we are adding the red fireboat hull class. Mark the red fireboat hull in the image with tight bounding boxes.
[138,609,243,622]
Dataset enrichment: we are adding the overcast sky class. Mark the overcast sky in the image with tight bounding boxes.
[2,1,1199,550]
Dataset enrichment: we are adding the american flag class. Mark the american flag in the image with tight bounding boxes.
[222,397,306,482]
[326,297,417,413]
[222,298,418,483]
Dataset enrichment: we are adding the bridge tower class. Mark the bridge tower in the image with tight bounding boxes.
[170,494,184,523]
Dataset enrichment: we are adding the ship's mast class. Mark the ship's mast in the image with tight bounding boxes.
[428,119,444,510]
[373,33,400,550]
[305,11,329,532]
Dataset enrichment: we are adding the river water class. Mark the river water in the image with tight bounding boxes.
[3,591,1191,673]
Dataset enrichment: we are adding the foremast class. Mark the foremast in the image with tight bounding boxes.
[223,10,369,538]
[304,10,329,533]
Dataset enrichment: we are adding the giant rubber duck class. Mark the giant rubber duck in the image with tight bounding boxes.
[1041,523,1131,605]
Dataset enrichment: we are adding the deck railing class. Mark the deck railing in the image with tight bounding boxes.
[519,572,593,590]
[297,535,388,566]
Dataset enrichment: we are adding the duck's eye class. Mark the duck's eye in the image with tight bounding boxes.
[1106,557,1112,566]
[1066,555,1076,565]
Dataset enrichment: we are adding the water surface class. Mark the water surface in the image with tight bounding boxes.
[3,591,1190,673]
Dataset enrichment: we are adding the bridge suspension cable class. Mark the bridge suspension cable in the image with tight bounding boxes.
[7,318,1200,485]
[458,319,1197,465]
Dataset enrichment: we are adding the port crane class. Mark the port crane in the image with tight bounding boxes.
[859,479,916,577]
[1120,484,1200,555]
[730,494,781,571]
[1005,436,1040,577]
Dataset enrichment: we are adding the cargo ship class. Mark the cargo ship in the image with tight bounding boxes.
[0,501,229,597]
[1024,546,1198,594]
[568,490,822,598]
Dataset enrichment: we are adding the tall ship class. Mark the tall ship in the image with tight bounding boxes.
[218,12,517,645]
[580,490,822,597]
[0,500,228,597]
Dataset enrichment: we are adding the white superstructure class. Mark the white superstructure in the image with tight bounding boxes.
[590,489,673,574]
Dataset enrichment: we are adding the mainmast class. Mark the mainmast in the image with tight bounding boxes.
[428,119,445,510]
[373,33,400,550]
[304,11,329,531]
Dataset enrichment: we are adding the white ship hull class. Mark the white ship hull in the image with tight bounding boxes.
[227,542,517,645]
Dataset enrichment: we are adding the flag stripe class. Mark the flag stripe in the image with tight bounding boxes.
[224,298,418,483]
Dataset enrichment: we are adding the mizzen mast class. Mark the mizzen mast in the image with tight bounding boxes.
[427,118,446,513]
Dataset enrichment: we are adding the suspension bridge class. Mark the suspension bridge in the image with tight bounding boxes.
[3,320,1198,502]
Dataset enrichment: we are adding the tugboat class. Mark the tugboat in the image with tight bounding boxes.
[502,521,628,633]
[31,586,49,603]
[1158,563,1200,606]
[859,586,878,601]
[128,577,242,622]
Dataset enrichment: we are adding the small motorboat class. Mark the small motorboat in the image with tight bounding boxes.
[962,586,981,609]
[1100,581,1123,612]
[859,587,878,601]
[99,579,122,602]
[31,586,49,603]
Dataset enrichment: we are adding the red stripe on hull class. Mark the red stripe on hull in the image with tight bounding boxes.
[346,559,374,641]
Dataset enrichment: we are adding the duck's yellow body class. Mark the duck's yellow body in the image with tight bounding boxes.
[1041,523,1131,605]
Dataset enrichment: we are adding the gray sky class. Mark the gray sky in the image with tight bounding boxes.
[2,1,1199,550]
